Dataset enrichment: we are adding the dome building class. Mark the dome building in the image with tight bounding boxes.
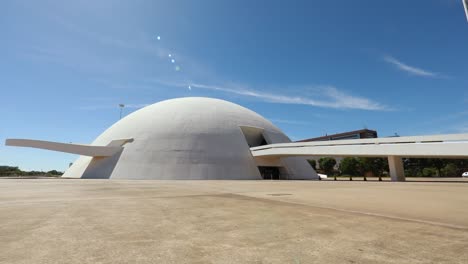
[7,97,468,182]
[62,97,318,180]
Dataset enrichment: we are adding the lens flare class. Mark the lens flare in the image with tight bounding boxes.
[154,35,184,74]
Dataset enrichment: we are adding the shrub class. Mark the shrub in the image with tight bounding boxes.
[441,163,458,177]
[422,167,438,177]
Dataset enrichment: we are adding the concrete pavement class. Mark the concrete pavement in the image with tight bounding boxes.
[1,179,468,263]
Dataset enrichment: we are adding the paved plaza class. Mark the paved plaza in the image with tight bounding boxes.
[1,179,468,263]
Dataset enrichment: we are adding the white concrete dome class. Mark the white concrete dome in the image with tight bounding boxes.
[63,97,316,179]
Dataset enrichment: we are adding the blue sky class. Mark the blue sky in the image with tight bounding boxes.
[1,0,468,171]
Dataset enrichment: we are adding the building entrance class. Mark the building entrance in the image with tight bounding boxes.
[258,166,281,180]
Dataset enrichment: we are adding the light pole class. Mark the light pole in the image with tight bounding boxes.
[119,104,125,119]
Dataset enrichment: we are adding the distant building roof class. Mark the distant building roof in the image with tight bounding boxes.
[297,129,378,142]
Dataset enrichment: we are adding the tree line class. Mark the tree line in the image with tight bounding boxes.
[0,166,63,177]
[308,157,468,180]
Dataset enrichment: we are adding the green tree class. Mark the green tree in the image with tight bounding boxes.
[0,166,22,176]
[319,157,337,180]
[441,163,457,177]
[452,159,468,176]
[404,158,468,178]
[422,167,437,177]
[47,170,62,176]
[426,158,446,177]
[339,157,359,176]
[373,158,387,181]
[357,157,387,181]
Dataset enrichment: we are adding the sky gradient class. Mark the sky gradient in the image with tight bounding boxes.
[1,0,468,171]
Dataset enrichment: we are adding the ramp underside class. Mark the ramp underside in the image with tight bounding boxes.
[5,138,131,157]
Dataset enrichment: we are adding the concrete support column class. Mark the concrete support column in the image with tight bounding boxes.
[388,156,405,182]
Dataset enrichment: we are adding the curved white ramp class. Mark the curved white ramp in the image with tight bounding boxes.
[250,133,468,158]
[251,133,468,181]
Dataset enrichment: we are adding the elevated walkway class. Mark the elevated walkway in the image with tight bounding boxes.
[251,133,468,181]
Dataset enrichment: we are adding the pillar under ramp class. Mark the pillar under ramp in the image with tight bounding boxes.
[388,156,405,182]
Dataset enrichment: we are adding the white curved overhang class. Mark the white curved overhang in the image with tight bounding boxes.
[5,138,133,157]
[251,133,468,158]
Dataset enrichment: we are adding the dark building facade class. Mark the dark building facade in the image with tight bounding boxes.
[297,129,378,142]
